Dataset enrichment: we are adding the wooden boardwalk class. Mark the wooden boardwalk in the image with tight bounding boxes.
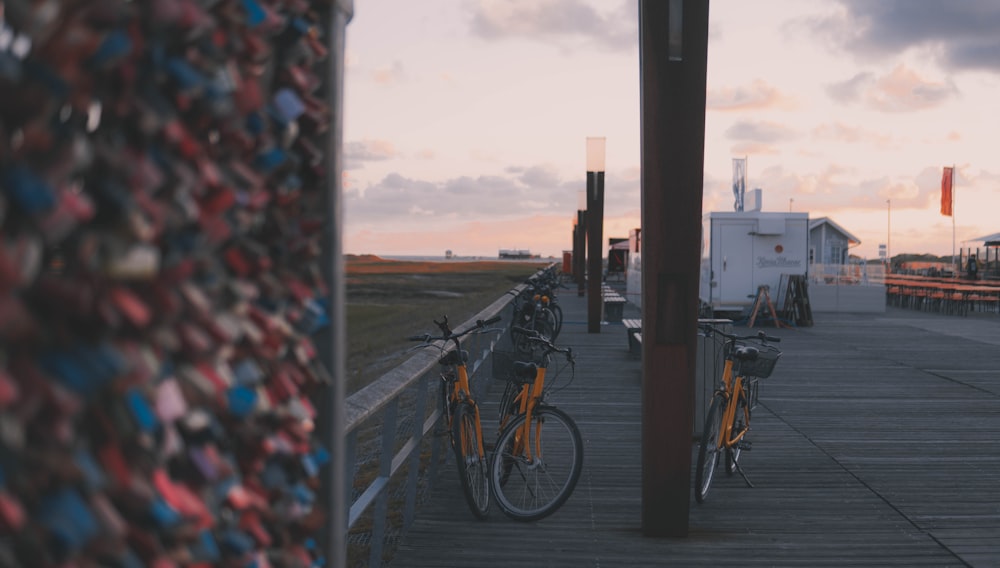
[391,291,1000,567]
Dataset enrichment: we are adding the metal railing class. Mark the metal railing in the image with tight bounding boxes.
[809,263,886,286]
[343,265,555,566]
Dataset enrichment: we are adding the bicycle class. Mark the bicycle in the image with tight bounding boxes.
[694,323,782,503]
[508,276,560,354]
[491,326,584,521]
[408,314,502,519]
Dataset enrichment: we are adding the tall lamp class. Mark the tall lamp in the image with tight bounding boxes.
[576,189,587,296]
[586,137,606,333]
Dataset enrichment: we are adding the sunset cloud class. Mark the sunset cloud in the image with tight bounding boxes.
[826,66,955,112]
[467,0,636,51]
[819,0,1000,73]
[372,60,406,86]
[864,65,956,112]
[726,121,799,145]
[811,122,893,148]
[346,1,1000,258]
[345,140,400,170]
[707,80,796,112]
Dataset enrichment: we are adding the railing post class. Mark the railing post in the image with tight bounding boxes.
[402,376,430,529]
[369,398,399,567]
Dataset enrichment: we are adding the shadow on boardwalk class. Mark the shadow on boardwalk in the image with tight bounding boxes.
[392,293,1000,568]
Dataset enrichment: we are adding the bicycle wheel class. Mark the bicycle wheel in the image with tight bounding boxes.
[536,307,557,340]
[695,393,727,503]
[452,401,490,519]
[490,406,583,521]
[549,303,564,339]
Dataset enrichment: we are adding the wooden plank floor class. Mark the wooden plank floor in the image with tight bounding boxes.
[391,291,1000,567]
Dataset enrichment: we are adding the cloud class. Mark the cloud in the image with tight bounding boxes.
[344,139,400,170]
[346,163,638,237]
[467,0,637,51]
[826,65,955,112]
[825,72,874,104]
[864,65,956,112]
[811,121,893,148]
[372,60,406,86]
[707,80,795,112]
[726,120,798,144]
[812,1,1000,73]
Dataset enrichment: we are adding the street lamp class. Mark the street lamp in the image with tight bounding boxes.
[586,137,606,333]
[886,199,891,272]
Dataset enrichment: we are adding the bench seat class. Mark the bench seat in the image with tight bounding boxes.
[622,318,642,355]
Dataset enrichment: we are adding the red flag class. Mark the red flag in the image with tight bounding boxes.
[940,167,953,217]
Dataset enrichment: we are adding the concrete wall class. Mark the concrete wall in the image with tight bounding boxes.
[810,284,886,313]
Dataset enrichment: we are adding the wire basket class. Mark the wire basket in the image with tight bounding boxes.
[735,344,782,379]
[490,349,573,393]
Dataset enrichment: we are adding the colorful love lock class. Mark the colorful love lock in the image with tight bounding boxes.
[1,0,333,564]
[35,488,101,559]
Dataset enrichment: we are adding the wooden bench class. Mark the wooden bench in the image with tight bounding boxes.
[622,318,642,355]
[602,285,626,323]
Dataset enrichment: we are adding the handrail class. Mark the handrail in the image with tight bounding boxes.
[345,263,557,566]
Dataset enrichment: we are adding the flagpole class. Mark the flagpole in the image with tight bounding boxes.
[951,165,956,271]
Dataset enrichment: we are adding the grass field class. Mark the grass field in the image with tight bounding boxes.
[345,255,549,394]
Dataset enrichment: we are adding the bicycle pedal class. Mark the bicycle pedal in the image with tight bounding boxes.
[737,440,753,451]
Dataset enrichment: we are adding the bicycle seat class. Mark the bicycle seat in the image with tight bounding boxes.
[510,361,538,384]
[439,350,469,366]
[733,346,760,361]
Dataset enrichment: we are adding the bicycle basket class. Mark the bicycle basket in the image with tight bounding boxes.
[490,349,572,393]
[738,344,781,379]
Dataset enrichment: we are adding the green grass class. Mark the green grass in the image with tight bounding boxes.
[345,259,548,394]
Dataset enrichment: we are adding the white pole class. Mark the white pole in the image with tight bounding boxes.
[951,165,956,271]
[887,199,891,271]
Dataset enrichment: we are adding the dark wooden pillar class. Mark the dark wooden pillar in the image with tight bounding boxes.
[586,170,605,332]
[639,0,710,537]
[575,209,587,295]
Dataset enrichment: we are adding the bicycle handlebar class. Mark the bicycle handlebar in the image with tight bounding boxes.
[407,315,503,344]
[511,326,574,361]
[699,323,781,344]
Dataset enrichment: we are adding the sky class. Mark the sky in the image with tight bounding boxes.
[342,0,1000,260]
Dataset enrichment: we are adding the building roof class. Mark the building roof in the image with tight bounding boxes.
[809,217,861,246]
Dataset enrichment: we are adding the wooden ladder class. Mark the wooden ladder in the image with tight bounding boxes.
[747,285,789,328]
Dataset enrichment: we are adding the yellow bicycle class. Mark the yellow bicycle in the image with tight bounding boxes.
[694,324,782,503]
[408,315,501,519]
[492,327,583,521]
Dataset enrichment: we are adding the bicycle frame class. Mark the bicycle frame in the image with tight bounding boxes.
[504,365,548,462]
[446,359,487,461]
[717,358,751,451]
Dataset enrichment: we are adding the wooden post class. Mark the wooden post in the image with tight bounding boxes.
[587,170,605,332]
[639,0,710,537]
[575,209,587,295]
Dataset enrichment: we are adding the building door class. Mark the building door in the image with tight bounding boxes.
[714,222,755,307]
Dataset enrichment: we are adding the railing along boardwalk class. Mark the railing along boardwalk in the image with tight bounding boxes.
[392,288,1000,567]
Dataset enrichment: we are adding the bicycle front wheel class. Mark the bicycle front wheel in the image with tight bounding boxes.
[550,303,564,339]
[452,401,490,519]
[490,406,583,521]
[695,393,727,503]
